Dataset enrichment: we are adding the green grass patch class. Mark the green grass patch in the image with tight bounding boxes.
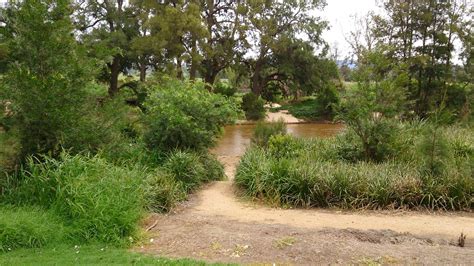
[0,245,228,265]
[0,206,65,252]
[274,98,326,121]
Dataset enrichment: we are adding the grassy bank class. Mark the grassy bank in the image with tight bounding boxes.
[271,97,331,121]
[235,122,474,210]
[0,245,227,265]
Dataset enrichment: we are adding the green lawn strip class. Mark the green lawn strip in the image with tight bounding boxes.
[0,245,231,265]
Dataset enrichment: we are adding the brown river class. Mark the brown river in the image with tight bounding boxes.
[212,123,345,157]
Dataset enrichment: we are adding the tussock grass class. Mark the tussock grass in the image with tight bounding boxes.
[236,123,474,210]
[8,154,146,245]
[1,149,226,251]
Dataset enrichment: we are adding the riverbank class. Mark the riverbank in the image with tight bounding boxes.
[236,109,337,125]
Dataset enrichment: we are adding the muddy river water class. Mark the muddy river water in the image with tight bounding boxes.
[212,123,345,157]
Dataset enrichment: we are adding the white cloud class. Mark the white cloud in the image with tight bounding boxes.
[317,0,380,59]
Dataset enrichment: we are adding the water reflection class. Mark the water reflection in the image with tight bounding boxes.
[212,123,344,157]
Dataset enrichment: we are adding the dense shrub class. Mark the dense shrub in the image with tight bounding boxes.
[316,84,340,116]
[0,206,65,252]
[236,124,474,210]
[2,1,95,160]
[252,120,287,147]
[214,81,237,97]
[242,93,266,120]
[144,79,238,151]
[339,118,398,162]
[9,154,146,245]
[268,134,304,159]
[444,83,472,121]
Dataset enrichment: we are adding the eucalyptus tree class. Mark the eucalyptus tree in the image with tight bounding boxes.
[243,0,329,96]
[75,0,138,96]
[198,0,248,84]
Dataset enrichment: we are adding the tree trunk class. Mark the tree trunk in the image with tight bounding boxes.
[176,57,183,80]
[190,39,198,81]
[190,60,197,81]
[139,59,147,82]
[204,72,217,85]
[109,57,121,97]
[251,60,264,95]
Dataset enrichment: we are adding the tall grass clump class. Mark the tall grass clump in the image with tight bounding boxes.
[8,153,147,245]
[252,120,287,147]
[236,123,474,211]
[0,206,65,252]
[164,150,225,193]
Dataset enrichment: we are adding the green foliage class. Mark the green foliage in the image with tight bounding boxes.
[164,151,205,192]
[370,1,472,117]
[0,131,19,177]
[251,120,287,147]
[241,93,265,120]
[163,150,224,193]
[268,134,304,159]
[245,1,329,96]
[9,154,146,245]
[336,81,402,162]
[236,124,474,210]
[2,0,95,159]
[444,83,473,121]
[316,84,340,116]
[197,152,226,183]
[417,127,452,177]
[144,79,238,151]
[143,170,186,213]
[0,206,65,252]
[214,81,237,97]
[278,95,340,120]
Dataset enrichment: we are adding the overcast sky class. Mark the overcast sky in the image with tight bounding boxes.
[319,0,380,60]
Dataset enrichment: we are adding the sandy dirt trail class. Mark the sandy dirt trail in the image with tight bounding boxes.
[198,156,473,240]
[139,155,474,264]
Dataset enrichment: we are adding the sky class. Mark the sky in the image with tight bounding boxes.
[319,0,380,60]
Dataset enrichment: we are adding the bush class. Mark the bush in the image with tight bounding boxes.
[342,118,398,162]
[268,134,304,159]
[0,206,65,252]
[2,1,95,160]
[242,93,266,120]
[316,84,340,116]
[252,120,287,147]
[9,154,146,245]
[163,150,224,192]
[214,81,237,97]
[144,79,238,151]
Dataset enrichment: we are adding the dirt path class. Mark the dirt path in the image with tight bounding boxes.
[138,155,474,265]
